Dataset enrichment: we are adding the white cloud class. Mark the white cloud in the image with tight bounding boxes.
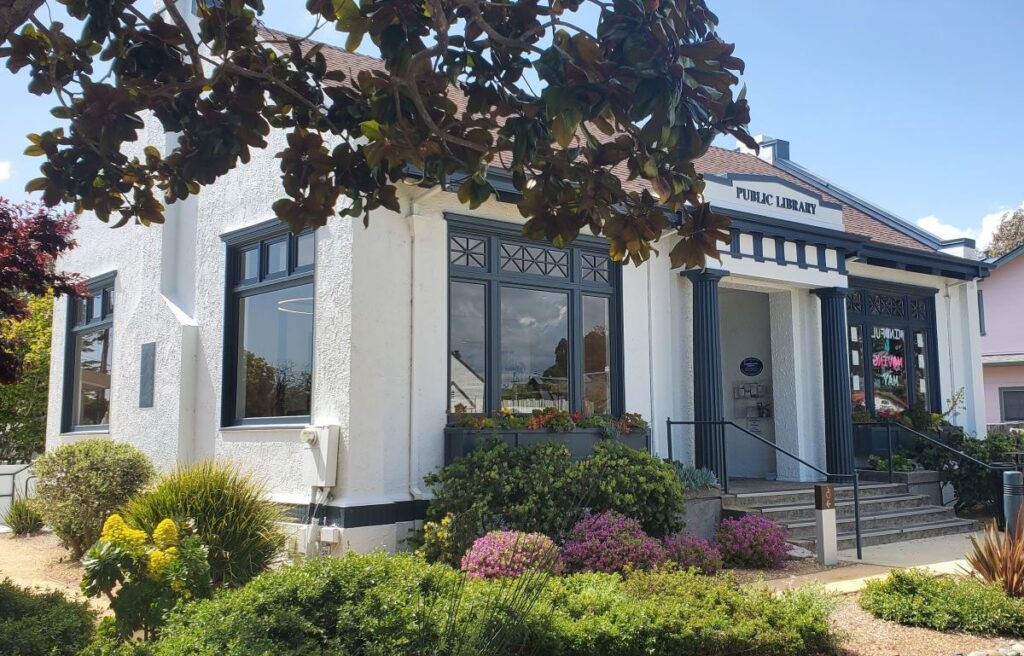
[916,201,1024,251]
[0,161,9,182]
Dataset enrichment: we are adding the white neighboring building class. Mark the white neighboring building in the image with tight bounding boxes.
[44,35,991,553]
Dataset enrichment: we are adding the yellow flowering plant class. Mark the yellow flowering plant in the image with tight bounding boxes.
[81,514,212,641]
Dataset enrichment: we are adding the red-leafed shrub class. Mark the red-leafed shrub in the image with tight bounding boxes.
[460,530,559,579]
[663,534,722,575]
[561,511,667,574]
[716,515,789,569]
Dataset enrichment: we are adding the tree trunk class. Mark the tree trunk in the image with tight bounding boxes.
[0,0,45,45]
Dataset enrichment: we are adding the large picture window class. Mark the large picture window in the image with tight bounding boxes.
[447,217,622,416]
[223,226,315,426]
[63,273,115,432]
[847,280,938,416]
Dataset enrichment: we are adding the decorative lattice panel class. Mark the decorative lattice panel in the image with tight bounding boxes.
[846,290,863,314]
[868,293,905,318]
[910,299,928,321]
[499,243,569,278]
[581,253,610,284]
[450,235,487,269]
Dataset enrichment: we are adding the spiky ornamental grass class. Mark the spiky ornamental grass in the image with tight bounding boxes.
[965,512,1024,597]
[3,496,43,535]
[124,461,285,587]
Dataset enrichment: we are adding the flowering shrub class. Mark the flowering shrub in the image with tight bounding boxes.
[81,514,212,641]
[460,531,559,579]
[716,515,789,568]
[561,512,667,574]
[663,534,722,575]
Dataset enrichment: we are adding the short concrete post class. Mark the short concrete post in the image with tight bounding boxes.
[814,484,838,566]
[1004,470,1024,537]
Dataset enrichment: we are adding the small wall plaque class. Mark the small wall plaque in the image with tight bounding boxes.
[739,357,764,377]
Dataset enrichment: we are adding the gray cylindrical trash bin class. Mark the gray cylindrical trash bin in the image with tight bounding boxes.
[1005,470,1024,536]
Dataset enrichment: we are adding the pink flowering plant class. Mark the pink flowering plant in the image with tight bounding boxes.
[460,530,560,580]
[663,534,722,575]
[715,515,789,568]
[561,511,667,574]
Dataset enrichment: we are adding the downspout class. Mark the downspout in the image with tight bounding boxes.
[406,184,444,504]
[646,259,657,456]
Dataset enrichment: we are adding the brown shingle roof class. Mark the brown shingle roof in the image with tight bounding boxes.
[258,26,935,252]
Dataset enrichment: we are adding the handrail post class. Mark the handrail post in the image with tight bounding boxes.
[665,418,673,462]
[721,421,729,495]
[886,421,894,484]
[852,474,863,560]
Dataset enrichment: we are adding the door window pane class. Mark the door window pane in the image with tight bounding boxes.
[500,287,569,412]
[871,326,908,414]
[240,248,259,281]
[583,295,611,414]
[235,283,314,419]
[75,328,112,426]
[911,329,929,409]
[449,282,487,413]
[849,323,865,413]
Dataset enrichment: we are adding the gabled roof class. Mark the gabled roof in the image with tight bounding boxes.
[988,242,1024,268]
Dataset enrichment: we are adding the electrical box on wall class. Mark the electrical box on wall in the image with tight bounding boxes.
[301,425,340,488]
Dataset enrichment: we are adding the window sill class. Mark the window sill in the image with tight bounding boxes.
[219,423,308,433]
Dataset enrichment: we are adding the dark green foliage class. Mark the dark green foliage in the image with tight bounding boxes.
[861,568,1024,635]
[920,431,1024,512]
[0,578,95,656]
[124,461,285,587]
[867,452,914,473]
[148,553,839,656]
[581,440,686,537]
[3,496,43,535]
[33,438,155,558]
[422,440,685,564]
[2,1,754,270]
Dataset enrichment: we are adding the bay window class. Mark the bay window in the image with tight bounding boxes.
[447,216,622,416]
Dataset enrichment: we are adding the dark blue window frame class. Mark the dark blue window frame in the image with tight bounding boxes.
[61,271,116,433]
[446,214,625,416]
[846,278,941,415]
[221,221,315,427]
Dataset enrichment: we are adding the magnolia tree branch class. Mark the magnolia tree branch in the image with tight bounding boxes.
[0,0,43,45]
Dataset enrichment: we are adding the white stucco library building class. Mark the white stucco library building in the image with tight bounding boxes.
[44,40,992,552]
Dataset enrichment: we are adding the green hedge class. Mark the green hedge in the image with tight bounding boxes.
[148,552,839,656]
[0,578,95,656]
[860,568,1024,635]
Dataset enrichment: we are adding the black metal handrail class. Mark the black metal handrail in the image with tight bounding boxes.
[666,418,862,560]
[853,420,996,475]
[0,462,32,503]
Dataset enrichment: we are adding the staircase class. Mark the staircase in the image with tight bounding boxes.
[722,482,978,551]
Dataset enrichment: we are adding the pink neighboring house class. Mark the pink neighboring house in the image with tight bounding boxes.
[980,243,1024,431]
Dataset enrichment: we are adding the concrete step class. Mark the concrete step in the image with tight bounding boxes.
[781,506,958,540]
[723,483,907,509]
[727,493,932,522]
[793,518,979,551]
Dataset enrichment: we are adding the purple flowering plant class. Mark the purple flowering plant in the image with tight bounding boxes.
[460,530,560,580]
[663,533,723,575]
[561,511,667,574]
[715,515,789,568]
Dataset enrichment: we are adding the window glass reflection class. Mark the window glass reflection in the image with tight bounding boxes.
[583,295,610,414]
[235,283,314,419]
[75,328,112,426]
[449,282,487,412]
[500,287,569,412]
[872,326,907,414]
[265,239,288,277]
[296,232,315,269]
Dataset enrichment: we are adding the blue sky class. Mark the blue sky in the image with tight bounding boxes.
[0,1,1020,247]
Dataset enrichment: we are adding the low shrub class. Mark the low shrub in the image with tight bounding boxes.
[664,533,722,575]
[422,441,582,564]
[33,439,155,558]
[147,553,840,656]
[461,530,559,579]
[675,464,719,492]
[965,517,1024,597]
[82,515,213,641]
[124,461,284,587]
[3,496,43,535]
[716,515,789,568]
[860,568,1024,635]
[579,439,686,537]
[0,578,95,656]
[867,452,915,472]
[561,511,667,574]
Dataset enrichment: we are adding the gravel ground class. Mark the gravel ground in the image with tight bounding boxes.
[834,595,1011,656]
[0,532,93,602]
[726,556,854,584]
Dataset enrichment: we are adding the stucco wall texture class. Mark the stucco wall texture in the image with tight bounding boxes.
[46,122,988,551]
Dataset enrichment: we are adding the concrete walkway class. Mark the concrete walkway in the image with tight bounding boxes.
[766,531,980,594]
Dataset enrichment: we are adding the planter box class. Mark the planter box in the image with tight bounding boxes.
[682,488,722,541]
[857,468,943,505]
[443,427,649,464]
